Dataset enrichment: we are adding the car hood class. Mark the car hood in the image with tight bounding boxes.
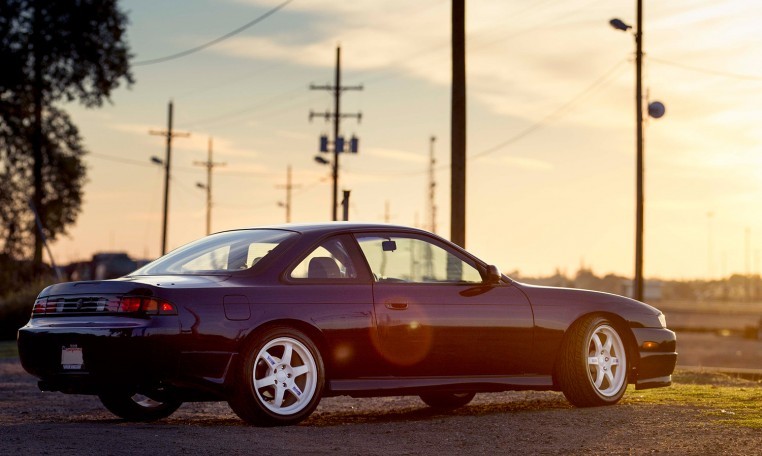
[516,283,662,316]
[38,275,231,298]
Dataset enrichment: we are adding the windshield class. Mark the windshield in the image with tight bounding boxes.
[132,229,297,275]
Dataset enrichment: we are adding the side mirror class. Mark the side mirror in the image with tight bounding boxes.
[382,240,397,252]
[485,265,501,285]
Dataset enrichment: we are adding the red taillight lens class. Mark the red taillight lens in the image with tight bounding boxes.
[159,302,176,314]
[32,297,48,315]
[119,297,143,313]
[117,296,177,315]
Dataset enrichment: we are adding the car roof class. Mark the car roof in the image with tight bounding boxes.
[231,222,431,235]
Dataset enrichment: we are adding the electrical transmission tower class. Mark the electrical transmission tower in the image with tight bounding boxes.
[309,46,363,221]
[149,100,190,255]
[428,136,437,234]
[194,137,226,235]
[276,165,299,223]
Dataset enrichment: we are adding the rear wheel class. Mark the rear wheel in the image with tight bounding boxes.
[420,392,476,410]
[98,390,182,421]
[557,315,629,407]
[228,326,324,426]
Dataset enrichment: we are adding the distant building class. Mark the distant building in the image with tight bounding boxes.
[622,280,663,302]
[64,252,145,281]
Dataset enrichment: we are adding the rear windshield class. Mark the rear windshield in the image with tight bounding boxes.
[132,229,297,275]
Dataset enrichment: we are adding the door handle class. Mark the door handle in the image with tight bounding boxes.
[384,301,408,310]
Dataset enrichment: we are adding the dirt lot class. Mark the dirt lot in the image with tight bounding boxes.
[2,339,762,456]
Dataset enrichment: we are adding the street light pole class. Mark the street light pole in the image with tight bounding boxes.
[194,138,226,236]
[611,2,646,302]
[149,100,190,256]
[634,0,645,302]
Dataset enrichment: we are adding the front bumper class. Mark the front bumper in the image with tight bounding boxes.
[631,327,678,390]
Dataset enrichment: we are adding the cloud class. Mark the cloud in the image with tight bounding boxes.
[218,0,644,129]
[501,156,554,171]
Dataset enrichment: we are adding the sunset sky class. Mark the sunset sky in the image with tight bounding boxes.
[50,0,762,280]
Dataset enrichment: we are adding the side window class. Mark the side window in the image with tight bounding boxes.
[356,234,483,284]
[290,236,358,280]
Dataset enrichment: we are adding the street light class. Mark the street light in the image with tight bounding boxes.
[611,11,646,302]
[610,6,664,302]
[609,18,631,32]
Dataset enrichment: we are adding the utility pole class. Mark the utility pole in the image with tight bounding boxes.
[384,200,391,223]
[150,100,190,255]
[194,137,225,235]
[341,190,351,221]
[428,136,437,234]
[631,0,645,301]
[451,0,467,248]
[276,165,299,223]
[310,46,363,221]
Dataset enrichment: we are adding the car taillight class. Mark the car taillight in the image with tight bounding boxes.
[32,297,48,314]
[117,296,177,315]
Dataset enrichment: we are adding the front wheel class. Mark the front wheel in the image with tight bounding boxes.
[420,392,476,410]
[228,326,325,426]
[556,315,630,407]
[98,390,182,421]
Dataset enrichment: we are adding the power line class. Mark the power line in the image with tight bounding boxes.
[89,152,201,173]
[649,57,762,82]
[174,60,287,100]
[348,0,602,87]
[178,86,318,129]
[469,0,608,52]
[132,0,293,66]
[347,59,628,179]
[89,152,156,168]
[174,0,583,131]
[471,59,628,160]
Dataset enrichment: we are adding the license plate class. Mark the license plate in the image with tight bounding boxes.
[61,346,83,370]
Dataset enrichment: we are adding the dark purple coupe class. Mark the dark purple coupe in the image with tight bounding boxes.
[18,223,676,426]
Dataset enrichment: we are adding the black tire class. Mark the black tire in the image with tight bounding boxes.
[228,326,325,426]
[556,315,630,407]
[419,392,476,410]
[98,390,182,421]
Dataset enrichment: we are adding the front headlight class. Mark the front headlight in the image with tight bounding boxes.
[657,313,667,328]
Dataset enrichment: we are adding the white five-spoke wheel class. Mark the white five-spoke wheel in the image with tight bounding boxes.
[228,327,324,426]
[253,337,318,415]
[557,316,630,407]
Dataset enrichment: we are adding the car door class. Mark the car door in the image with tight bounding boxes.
[277,233,381,379]
[355,232,534,377]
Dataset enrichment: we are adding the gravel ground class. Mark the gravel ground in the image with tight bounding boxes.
[1,356,761,456]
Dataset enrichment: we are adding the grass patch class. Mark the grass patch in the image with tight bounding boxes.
[625,369,762,428]
[0,340,18,359]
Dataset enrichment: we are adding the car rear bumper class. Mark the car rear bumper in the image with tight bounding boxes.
[631,327,678,390]
[17,316,181,395]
